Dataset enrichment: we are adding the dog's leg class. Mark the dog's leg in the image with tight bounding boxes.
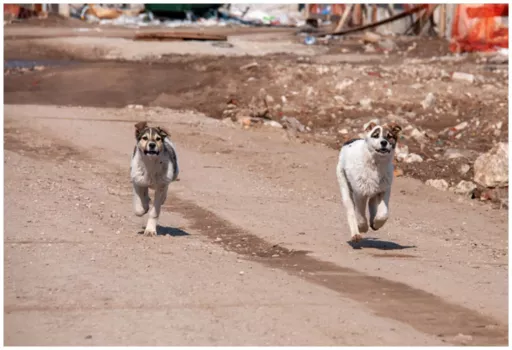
[133,184,149,217]
[144,184,168,237]
[369,190,390,231]
[337,164,361,242]
[353,194,369,234]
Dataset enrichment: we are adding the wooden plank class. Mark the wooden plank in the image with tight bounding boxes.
[134,32,228,42]
[333,4,353,33]
[439,4,446,38]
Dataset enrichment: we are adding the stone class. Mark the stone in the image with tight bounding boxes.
[281,116,306,133]
[410,128,428,144]
[452,72,475,84]
[426,179,449,191]
[265,95,275,104]
[403,153,423,163]
[264,120,283,129]
[395,144,409,162]
[359,98,372,110]
[335,78,354,91]
[451,180,477,196]
[378,38,396,51]
[443,148,472,160]
[473,142,508,187]
[362,31,381,43]
[459,164,471,175]
[240,62,259,71]
[452,333,473,345]
[421,92,436,109]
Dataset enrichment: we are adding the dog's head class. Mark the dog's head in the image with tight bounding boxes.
[134,121,170,157]
[363,121,401,157]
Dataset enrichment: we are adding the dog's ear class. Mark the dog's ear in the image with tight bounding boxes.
[157,126,171,139]
[388,122,402,136]
[364,121,377,132]
[134,121,148,139]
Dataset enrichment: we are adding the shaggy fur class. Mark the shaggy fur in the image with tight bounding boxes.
[130,121,179,236]
[336,121,402,242]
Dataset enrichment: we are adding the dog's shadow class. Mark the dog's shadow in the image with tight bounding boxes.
[348,237,416,250]
[138,226,190,237]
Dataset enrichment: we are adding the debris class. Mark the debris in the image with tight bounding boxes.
[281,116,306,133]
[378,38,396,51]
[362,31,381,44]
[403,153,423,163]
[335,79,354,91]
[443,148,473,160]
[452,72,475,84]
[304,35,316,45]
[264,120,283,128]
[421,92,436,109]
[410,128,428,144]
[88,228,94,233]
[426,179,449,191]
[126,104,143,109]
[240,62,259,71]
[451,180,477,196]
[359,98,372,110]
[459,164,471,175]
[473,142,508,188]
[395,144,409,162]
[393,168,404,177]
[453,121,469,131]
[134,32,227,42]
[239,271,245,275]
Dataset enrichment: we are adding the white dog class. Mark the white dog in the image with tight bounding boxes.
[336,121,402,243]
[130,121,179,236]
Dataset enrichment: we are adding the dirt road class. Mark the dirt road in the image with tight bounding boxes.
[4,104,507,345]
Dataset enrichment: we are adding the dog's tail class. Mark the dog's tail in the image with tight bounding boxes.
[164,139,179,182]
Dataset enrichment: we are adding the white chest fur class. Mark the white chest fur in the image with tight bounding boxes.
[339,140,393,197]
[130,149,174,189]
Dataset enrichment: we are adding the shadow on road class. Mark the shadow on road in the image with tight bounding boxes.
[348,237,416,250]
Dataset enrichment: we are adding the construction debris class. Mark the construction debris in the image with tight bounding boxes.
[134,32,227,42]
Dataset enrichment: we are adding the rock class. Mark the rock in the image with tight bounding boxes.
[459,164,471,175]
[88,228,94,233]
[410,128,428,144]
[126,104,143,109]
[426,179,449,191]
[403,153,423,163]
[281,116,306,133]
[474,142,508,187]
[335,78,354,91]
[452,72,475,84]
[421,92,436,109]
[453,121,468,131]
[338,128,349,135]
[364,44,376,53]
[443,148,471,160]
[378,38,396,51]
[264,120,283,129]
[395,144,409,162]
[451,180,477,196]
[411,83,423,89]
[359,98,372,110]
[265,95,275,104]
[239,62,259,71]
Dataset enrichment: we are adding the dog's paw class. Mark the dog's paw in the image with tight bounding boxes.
[357,222,369,233]
[370,217,388,231]
[143,229,157,237]
[134,207,149,217]
[351,234,363,243]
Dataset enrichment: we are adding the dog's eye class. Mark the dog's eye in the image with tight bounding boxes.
[155,137,161,142]
[142,136,148,141]
[371,131,380,138]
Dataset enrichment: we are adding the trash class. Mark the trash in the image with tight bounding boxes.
[426,179,449,191]
[473,142,508,187]
[452,72,475,84]
[304,35,316,45]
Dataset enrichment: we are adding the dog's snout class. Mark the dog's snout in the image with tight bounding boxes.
[380,140,388,147]
[148,142,156,149]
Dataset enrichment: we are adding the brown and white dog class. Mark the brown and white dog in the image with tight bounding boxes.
[130,121,179,236]
[336,121,402,243]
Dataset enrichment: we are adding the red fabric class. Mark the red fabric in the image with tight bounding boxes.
[450,4,508,53]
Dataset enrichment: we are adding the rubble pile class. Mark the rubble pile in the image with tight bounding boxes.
[218,53,508,207]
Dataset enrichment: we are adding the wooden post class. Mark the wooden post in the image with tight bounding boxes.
[439,4,446,38]
[333,4,353,33]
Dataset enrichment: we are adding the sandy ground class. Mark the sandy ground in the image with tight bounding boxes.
[3,20,509,346]
[4,105,507,346]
